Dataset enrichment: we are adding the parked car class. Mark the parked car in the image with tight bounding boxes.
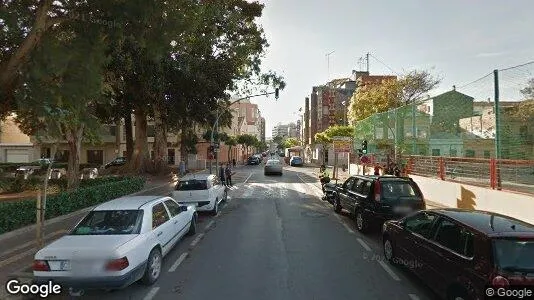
[382,209,534,300]
[33,196,197,290]
[104,157,127,169]
[246,156,260,165]
[264,159,283,175]
[171,174,227,215]
[289,156,303,166]
[331,175,425,232]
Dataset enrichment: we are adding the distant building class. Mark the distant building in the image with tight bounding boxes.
[272,123,289,138]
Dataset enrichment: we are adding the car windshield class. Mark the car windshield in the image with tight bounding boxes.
[380,181,422,202]
[176,179,208,190]
[494,239,534,272]
[72,210,142,235]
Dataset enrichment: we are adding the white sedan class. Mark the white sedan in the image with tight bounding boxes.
[33,196,197,290]
[172,174,227,215]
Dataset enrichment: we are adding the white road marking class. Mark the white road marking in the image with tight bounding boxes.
[242,186,254,198]
[189,233,204,247]
[408,294,420,300]
[168,253,188,272]
[356,238,372,252]
[0,229,67,258]
[243,173,253,183]
[204,220,215,230]
[334,214,355,234]
[378,260,401,281]
[296,174,324,199]
[142,287,160,300]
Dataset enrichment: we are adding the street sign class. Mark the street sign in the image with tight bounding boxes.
[333,136,352,153]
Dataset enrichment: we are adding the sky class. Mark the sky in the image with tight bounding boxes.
[246,0,534,138]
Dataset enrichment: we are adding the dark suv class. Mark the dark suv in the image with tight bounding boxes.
[332,175,425,232]
[382,209,534,300]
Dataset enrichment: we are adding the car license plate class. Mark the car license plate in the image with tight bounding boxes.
[48,260,70,271]
[393,206,412,214]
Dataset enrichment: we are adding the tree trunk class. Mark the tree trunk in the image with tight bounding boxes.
[128,109,150,174]
[66,125,84,190]
[115,120,121,156]
[0,0,54,95]
[153,103,168,175]
[179,128,189,170]
[227,145,232,162]
[124,111,134,160]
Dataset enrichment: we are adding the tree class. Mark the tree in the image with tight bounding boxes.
[521,78,534,99]
[272,136,284,146]
[348,69,440,123]
[323,125,354,139]
[236,134,257,160]
[225,136,238,162]
[282,138,299,149]
[314,133,331,164]
[15,23,108,189]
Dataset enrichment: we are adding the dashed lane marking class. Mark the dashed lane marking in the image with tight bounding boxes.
[334,214,355,234]
[378,260,401,281]
[357,238,372,252]
[189,233,204,248]
[204,220,215,231]
[243,173,253,183]
[142,287,160,300]
[168,253,188,273]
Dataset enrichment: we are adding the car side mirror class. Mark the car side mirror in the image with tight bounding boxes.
[180,206,188,212]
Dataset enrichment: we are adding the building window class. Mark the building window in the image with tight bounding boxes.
[147,125,155,138]
[431,149,440,156]
[483,150,491,158]
[109,125,117,136]
[87,150,104,165]
[465,150,475,158]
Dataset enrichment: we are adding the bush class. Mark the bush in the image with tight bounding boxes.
[0,177,145,234]
[0,177,42,193]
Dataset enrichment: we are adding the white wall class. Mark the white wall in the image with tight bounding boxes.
[410,174,534,225]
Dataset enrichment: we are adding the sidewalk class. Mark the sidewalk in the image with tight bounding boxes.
[0,169,207,299]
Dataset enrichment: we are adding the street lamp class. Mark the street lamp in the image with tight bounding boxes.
[341,100,347,126]
[209,88,280,174]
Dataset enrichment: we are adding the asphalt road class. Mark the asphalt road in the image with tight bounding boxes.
[3,162,440,300]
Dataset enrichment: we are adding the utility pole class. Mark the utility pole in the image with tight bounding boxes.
[494,69,502,190]
[326,51,335,81]
[366,52,370,73]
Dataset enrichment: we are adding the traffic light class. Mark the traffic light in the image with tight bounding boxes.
[275,88,279,99]
[362,140,368,154]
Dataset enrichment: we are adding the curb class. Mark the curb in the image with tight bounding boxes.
[0,170,207,242]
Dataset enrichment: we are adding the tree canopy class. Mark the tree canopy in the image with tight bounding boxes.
[348,69,440,123]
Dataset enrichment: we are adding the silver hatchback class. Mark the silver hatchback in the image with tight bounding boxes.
[264,159,283,176]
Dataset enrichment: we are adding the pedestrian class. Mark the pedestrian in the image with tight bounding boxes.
[232,158,236,167]
[179,160,186,176]
[374,163,381,176]
[225,164,233,186]
[219,163,226,185]
[393,164,401,177]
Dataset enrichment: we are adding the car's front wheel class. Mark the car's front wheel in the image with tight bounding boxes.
[355,209,369,233]
[211,199,219,216]
[141,248,162,285]
[383,236,396,264]
[333,196,342,213]
[186,214,197,236]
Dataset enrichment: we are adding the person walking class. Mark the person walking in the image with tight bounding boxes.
[179,160,186,176]
[225,164,233,187]
[373,163,381,176]
[219,162,226,186]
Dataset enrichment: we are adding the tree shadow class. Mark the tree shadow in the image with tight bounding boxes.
[456,186,477,210]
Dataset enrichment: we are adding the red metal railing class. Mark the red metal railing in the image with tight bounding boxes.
[405,155,534,195]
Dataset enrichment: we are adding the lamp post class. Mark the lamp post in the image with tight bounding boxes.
[209,89,280,174]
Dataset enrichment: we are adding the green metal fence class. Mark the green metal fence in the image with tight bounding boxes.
[353,61,534,194]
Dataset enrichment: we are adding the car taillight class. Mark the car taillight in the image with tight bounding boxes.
[33,260,50,271]
[492,275,510,287]
[374,181,381,202]
[105,257,129,271]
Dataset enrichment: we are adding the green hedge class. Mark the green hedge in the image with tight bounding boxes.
[0,176,127,194]
[0,177,145,234]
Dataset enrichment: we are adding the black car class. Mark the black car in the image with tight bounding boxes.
[246,156,260,165]
[104,157,127,169]
[331,175,425,233]
[383,209,534,300]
